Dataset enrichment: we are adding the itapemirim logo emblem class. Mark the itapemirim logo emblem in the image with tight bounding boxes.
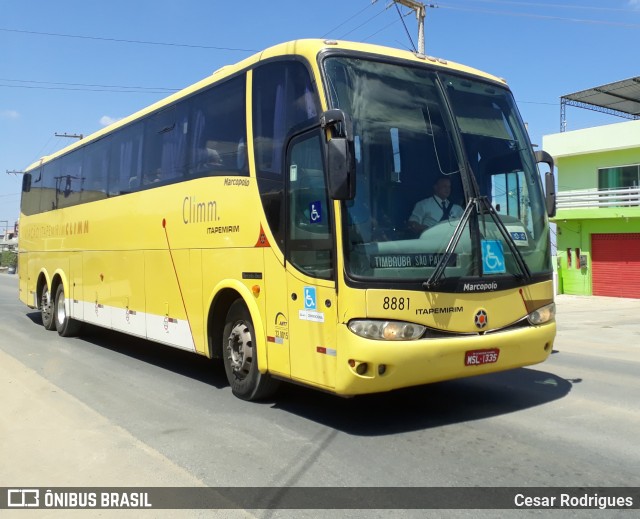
[474,309,488,329]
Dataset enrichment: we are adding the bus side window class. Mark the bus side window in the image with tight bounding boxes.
[81,137,109,203]
[61,150,84,209]
[40,161,60,212]
[143,105,188,185]
[253,60,320,254]
[188,74,247,177]
[21,167,42,216]
[253,61,318,176]
[108,122,143,195]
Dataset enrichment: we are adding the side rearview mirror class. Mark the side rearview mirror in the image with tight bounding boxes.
[535,150,556,218]
[320,109,356,200]
[22,173,32,193]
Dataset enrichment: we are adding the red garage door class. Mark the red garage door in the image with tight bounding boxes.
[592,233,640,299]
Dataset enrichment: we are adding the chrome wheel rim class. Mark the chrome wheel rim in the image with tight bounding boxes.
[42,286,53,322]
[56,289,66,326]
[226,321,253,379]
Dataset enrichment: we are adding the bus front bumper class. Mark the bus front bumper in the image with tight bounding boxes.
[332,322,556,396]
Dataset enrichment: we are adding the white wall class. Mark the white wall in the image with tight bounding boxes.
[543,119,640,158]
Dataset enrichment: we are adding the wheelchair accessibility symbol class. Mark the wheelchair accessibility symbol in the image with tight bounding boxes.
[481,240,506,274]
[309,201,322,224]
[304,286,317,310]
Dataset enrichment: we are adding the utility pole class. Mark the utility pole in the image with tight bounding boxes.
[394,1,431,55]
[55,132,83,140]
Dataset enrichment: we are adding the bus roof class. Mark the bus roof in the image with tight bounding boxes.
[25,39,507,172]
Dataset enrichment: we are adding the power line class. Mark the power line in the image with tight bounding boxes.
[322,3,376,37]
[0,77,178,94]
[338,3,391,39]
[0,83,174,94]
[438,3,640,29]
[447,0,640,15]
[0,78,178,92]
[395,3,417,52]
[0,27,257,52]
[517,100,558,106]
[362,12,407,43]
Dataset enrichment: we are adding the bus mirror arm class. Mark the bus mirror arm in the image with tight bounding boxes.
[535,150,556,218]
[321,109,356,200]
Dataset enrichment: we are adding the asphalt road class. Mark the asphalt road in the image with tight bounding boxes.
[1,273,639,517]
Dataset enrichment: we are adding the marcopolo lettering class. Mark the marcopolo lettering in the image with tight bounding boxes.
[224,177,250,186]
[463,282,498,292]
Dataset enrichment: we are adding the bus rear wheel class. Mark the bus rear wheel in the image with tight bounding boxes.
[222,300,279,401]
[54,284,81,337]
[40,284,56,331]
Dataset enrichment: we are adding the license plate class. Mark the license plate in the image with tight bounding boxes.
[465,348,500,366]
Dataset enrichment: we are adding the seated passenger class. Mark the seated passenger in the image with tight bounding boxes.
[203,147,222,168]
[194,143,223,174]
[144,168,164,184]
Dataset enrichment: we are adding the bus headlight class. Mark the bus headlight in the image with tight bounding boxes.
[527,302,556,325]
[348,319,426,340]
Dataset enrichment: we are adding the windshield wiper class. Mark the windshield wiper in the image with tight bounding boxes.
[477,196,531,281]
[422,196,531,290]
[422,197,477,290]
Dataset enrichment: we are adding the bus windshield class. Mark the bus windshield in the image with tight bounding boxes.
[323,56,551,286]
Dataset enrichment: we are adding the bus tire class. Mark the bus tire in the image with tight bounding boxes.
[40,283,56,331]
[222,299,279,401]
[54,284,81,337]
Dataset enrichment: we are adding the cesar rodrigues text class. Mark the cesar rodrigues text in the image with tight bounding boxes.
[515,493,633,509]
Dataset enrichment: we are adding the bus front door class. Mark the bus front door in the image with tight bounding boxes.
[285,131,338,391]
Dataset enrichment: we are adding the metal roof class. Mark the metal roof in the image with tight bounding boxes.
[561,77,640,120]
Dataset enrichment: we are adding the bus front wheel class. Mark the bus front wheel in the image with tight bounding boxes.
[222,300,279,401]
[54,284,81,337]
[40,284,56,331]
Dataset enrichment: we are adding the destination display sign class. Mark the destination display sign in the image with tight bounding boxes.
[370,253,457,269]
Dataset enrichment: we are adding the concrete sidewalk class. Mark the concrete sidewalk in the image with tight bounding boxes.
[0,348,254,518]
[0,351,207,488]
[553,293,640,361]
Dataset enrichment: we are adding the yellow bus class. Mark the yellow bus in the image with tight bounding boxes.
[18,39,557,401]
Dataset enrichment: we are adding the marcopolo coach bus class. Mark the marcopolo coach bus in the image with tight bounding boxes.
[19,39,557,401]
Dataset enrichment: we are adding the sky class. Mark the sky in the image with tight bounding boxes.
[2,0,640,231]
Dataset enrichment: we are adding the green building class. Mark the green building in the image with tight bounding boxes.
[543,78,640,299]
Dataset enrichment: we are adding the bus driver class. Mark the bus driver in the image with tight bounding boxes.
[408,176,463,236]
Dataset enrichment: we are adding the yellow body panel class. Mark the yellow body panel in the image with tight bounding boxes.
[286,269,338,391]
[365,282,554,333]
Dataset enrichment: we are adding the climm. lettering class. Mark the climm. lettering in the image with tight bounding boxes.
[66,220,90,235]
[183,196,218,224]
